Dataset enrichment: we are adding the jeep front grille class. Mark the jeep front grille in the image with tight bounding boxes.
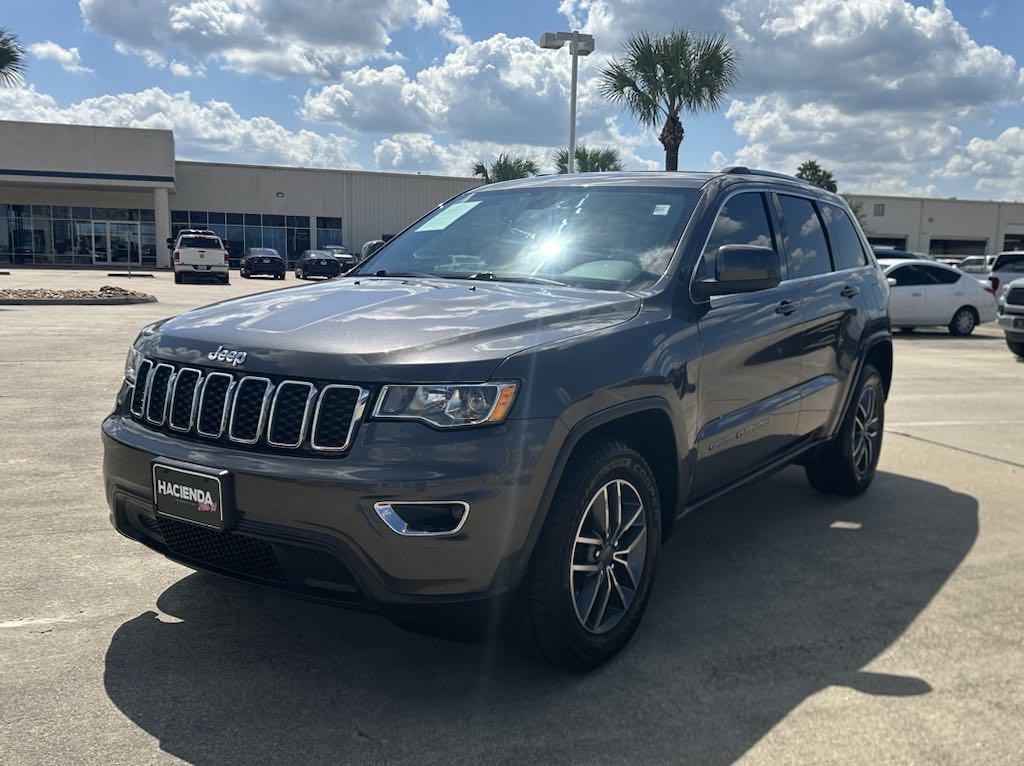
[125,357,369,456]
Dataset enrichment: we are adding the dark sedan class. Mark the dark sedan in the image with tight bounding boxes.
[295,250,341,280]
[240,248,286,279]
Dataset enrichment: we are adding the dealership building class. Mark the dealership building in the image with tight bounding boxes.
[3,118,1024,267]
[0,120,479,268]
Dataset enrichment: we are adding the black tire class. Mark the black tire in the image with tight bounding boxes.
[506,441,662,671]
[173,272,182,285]
[897,327,914,333]
[241,271,250,279]
[948,306,977,336]
[1007,338,1024,359]
[805,363,884,496]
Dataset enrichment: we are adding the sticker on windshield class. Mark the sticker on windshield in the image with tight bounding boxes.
[415,201,481,232]
[652,204,671,216]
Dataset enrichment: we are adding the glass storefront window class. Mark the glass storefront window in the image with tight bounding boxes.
[317,227,344,247]
[189,211,208,226]
[244,213,262,226]
[53,220,75,263]
[243,226,263,252]
[140,223,157,266]
[287,227,310,264]
[226,212,243,225]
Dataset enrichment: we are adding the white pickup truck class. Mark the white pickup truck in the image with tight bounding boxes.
[170,229,230,285]
[997,276,1024,358]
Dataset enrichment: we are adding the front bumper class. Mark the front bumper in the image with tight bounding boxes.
[998,311,1024,339]
[102,412,560,613]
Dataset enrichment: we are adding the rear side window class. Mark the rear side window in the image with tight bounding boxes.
[821,204,867,270]
[778,195,831,278]
[180,236,222,249]
[921,265,960,285]
[889,265,934,286]
[699,192,775,279]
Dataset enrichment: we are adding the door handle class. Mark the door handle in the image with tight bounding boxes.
[840,285,860,298]
[775,299,798,316]
[911,292,923,297]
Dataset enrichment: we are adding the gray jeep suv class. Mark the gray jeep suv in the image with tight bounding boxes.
[103,168,893,670]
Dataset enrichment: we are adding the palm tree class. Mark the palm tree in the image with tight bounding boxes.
[471,154,541,184]
[554,145,624,174]
[0,27,26,87]
[600,30,738,171]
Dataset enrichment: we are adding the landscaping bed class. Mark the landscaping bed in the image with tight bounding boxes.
[0,285,157,305]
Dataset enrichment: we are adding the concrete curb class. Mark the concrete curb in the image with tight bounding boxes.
[0,296,158,305]
[107,272,156,278]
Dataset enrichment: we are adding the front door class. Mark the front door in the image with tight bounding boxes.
[887,264,929,325]
[692,191,804,499]
[108,222,140,264]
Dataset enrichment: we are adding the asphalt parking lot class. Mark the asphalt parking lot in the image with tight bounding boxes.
[1,269,1022,765]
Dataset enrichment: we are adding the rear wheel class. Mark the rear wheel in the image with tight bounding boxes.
[805,363,884,496]
[507,441,661,671]
[1007,338,1024,359]
[949,306,977,336]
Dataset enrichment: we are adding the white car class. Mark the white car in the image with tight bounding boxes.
[958,254,997,275]
[171,229,230,285]
[882,258,997,336]
[986,251,1024,302]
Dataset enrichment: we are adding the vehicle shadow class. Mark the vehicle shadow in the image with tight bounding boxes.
[104,468,977,765]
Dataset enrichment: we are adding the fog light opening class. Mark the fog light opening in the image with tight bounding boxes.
[374,501,470,537]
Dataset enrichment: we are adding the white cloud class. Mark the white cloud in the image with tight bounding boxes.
[79,0,464,78]
[303,33,613,146]
[560,0,1024,195]
[28,41,93,74]
[938,127,1024,200]
[169,60,206,78]
[0,85,358,169]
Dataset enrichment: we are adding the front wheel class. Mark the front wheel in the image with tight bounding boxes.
[949,307,977,336]
[805,363,884,496]
[1007,337,1024,359]
[507,441,661,671]
[241,270,250,279]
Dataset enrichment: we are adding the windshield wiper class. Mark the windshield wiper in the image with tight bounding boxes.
[464,272,567,286]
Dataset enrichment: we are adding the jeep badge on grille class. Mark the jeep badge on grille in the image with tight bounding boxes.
[208,345,247,366]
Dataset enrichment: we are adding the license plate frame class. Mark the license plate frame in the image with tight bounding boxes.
[152,460,234,531]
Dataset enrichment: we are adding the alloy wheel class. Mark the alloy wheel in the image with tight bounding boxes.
[852,384,881,478]
[955,310,975,335]
[570,479,647,634]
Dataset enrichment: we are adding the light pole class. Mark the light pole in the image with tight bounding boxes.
[539,30,595,174]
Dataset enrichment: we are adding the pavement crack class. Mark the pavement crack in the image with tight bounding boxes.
[886,429,1024,470]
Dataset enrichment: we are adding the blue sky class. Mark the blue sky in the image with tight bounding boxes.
[3,0,1024,199]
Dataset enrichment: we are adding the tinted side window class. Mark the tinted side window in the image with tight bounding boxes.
[821,204,867,270]
[922,265,960,285]
[699,192,775,280]
[778,195,831,278]
[889,265,933,287]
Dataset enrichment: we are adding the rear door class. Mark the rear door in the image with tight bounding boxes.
[692,191,804,498]
[776,196,869,437]
[887,265,930,323]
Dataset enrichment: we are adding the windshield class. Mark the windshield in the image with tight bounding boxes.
[180,236,222,249]
[357,185,701,290]
[250,248,279,257]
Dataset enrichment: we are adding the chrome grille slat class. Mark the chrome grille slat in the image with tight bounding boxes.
[267,380,316,448]
[311,385,369,452]
[126,357,367,455]
[196,372,234,438]
[228,377,273,444]
[168,368,202,432]
[145,364,175,426]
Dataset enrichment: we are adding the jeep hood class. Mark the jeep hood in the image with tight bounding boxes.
[142,277,641,381]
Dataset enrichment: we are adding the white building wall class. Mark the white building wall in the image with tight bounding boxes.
[173,161,479,252]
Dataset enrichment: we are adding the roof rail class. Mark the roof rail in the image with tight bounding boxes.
[721,166,813,185]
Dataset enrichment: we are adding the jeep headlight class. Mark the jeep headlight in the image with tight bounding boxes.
[373,383,518,427]
[124,344,144,383]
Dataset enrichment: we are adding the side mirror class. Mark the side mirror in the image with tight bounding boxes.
[361,239,385,259]
[166,237,174,248]
[887,277,897,287]
[694,245,781,299]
